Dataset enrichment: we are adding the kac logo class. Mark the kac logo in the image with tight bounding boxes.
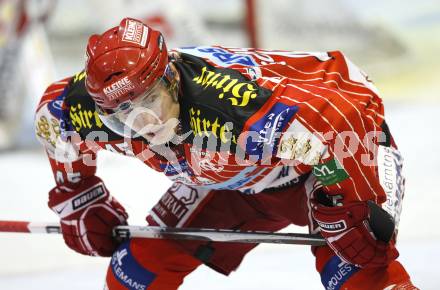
[48,94,65,119]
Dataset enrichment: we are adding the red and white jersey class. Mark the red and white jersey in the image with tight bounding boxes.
[35,46,396,206]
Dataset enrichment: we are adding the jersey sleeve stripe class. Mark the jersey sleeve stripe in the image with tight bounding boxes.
[278,86,379,201]
[294,114,363,201]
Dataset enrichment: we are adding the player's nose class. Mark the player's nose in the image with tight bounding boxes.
[132,110,161,130]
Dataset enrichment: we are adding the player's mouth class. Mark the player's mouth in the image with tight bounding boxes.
[138,117,179,144]
[144,124,165,137]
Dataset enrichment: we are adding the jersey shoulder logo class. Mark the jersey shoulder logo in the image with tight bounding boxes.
[176,46,257,67]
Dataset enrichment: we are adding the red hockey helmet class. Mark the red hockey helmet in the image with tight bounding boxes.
[85,18,168,110]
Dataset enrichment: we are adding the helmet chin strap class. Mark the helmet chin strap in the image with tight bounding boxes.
[162,61,181,104]
[170,80,179,103]
[167,72,180,104]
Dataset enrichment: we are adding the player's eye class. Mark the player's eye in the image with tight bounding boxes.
[119,102,132,111]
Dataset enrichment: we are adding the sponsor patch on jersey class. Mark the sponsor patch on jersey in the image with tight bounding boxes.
[200,166,260,191]
[111,242,156,290]
[175,52,272,154]
[245,103,298,158]
[377,145,404,229]
[160,158,193,176]
[122,19,149,47]
[189,106,237,145]
[69,102,104,132]
[151,183,210,227]
[320,256,359,290]
[192,66,258,107]
[177,46,257,67]
[313,159,349,186]
[276,119,327,165]
[35,103,64,155]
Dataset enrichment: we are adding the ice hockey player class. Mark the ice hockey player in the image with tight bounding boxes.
[35,18,418,289]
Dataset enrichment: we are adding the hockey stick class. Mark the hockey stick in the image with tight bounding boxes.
[0,220,326,246]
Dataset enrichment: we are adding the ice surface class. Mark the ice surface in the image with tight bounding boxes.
[0,103,438,289]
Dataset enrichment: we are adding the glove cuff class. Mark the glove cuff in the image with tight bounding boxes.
[49,176,109,219]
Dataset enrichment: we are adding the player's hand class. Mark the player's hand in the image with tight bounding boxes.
[311,198,399,268]
[48,176,128,257]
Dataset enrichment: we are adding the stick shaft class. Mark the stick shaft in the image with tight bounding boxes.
[114,226,326,246]
[0,220,326,246]
[0,220,61,233]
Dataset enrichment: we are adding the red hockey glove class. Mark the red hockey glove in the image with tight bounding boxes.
[48,176,128,257]
[311,199,399,268]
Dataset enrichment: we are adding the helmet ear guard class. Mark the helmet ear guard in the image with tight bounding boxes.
[84,17,169,110]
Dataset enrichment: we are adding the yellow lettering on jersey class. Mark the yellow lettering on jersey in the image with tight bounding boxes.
[193,66,257,107]
[189,107,237,144]
[70,103,103,131]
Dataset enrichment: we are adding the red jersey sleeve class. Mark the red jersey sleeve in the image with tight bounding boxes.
[35,76,98,188]
[274,73,387,203]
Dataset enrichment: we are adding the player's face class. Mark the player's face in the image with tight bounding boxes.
[124,80,180,144]
[98,67,180,144]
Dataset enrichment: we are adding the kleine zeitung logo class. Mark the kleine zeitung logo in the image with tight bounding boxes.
[122,19,148,47]
[103,76,135,100]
